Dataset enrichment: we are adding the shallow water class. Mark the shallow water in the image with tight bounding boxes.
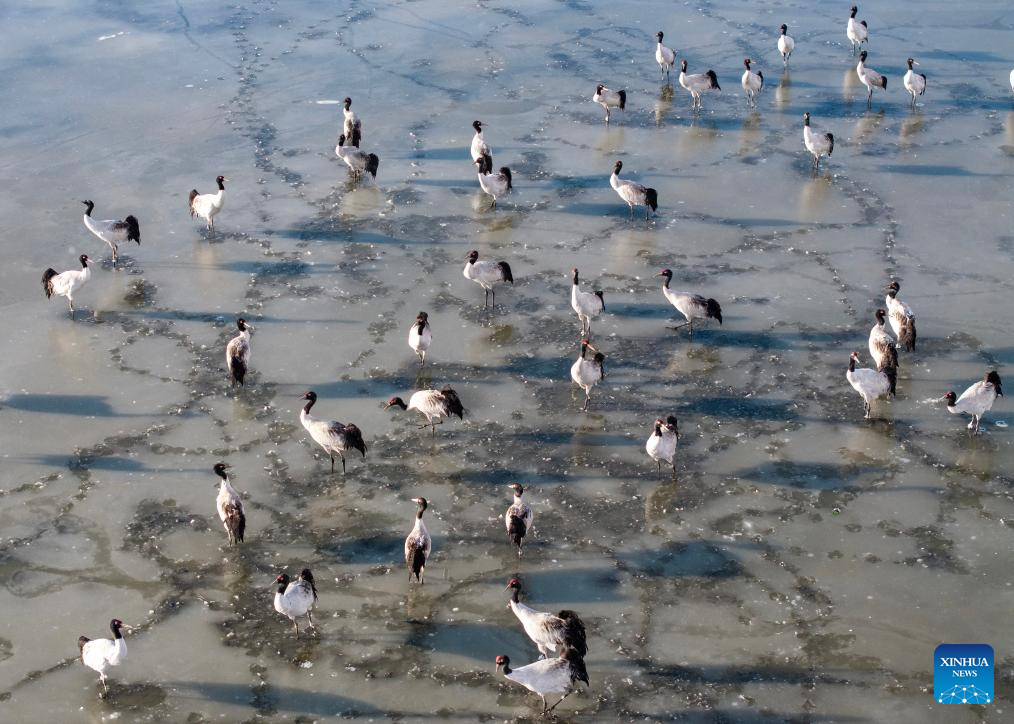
[1,0,1013,721]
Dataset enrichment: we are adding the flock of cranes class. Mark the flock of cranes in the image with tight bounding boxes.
[51,2,1009,714]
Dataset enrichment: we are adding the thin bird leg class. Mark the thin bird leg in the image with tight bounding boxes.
[547,689,575,712]
[100,675,108,693]
[541,695,549,713]
[292,618,300,639]
[657,460,662,476]
[484,288,490,308]
[491,289,495,308]
[667,321,689,331]
[629,205,634,220]
[330,455,335,473]
[688,320,695,338]
[307,611,315,630]
[581,393,590,412]
[671,460,677,478]
[340,452,347,474]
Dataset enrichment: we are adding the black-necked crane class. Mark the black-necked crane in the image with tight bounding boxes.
[495,650,589,714]
[944,371,1003,433]
[42,254,93,319]
[505,577,587,658]
[336,133,379,180]
[463,249,514,308]
[571,267,604,336]
[408,311,431,364]
[385,386,464,434]
[679,59,720,111]
[847,351,896,419]
[213,462,245,545]
[299,391,367,473]
[903,58,926,105]
[655,31,676,82]
[869,309,898,371]
[592,84,626,123]
[885,282,916,352]
[470,120,491,163]
[646,415,679,477]
[78,618,131,694]
[610,161,658,220]
[405,497,431,583]
[475,154,512,208]
[802,112,834,169]
[657,269,722,337]
[505,483,533,557]
[570,339,604,411]
[856,51,887,105]
[273,569,317,638]
[82,200,140,264]
[189,175,226,231]
[778,24,794,66]
[741,59,764,106]
[847,6,868,55]
[226,318,253,386]
[342,97,361,140]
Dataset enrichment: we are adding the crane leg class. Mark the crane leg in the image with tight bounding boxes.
[292,618,300,639]
[671,460,677,478]
[491,289,495,308]
[547,689,575,712]
[340,453,346,474]
[657,460,662,476]
[330,455,335,473]
[307,610,315,630]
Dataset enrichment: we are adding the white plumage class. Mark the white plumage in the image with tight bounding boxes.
[470,120,491,163]
[342,97,361,140]
[463,249,514,308]
[610,160,658,220]
[1010,69,1014,94]
[679,59,721,110]
[903,58,927,105]
[570,340,604,411]
[82,200,140,264]
[778,24,794,65]
[945,371,1003,433]
[495,651,589,714]
[846,351,896,419]
[475,154,512,208]
[505,577,588,659]
[226,318,253,386]
[847,5,868,55]
[505,483,533,557]
[336,133,379,180]
[299,391,368,473]
[386,386,464,434]
[646,415,679,476]
[592,84,626,123]
[885,281,916,352]
[189,176,226,230]
[868,309,898,371]
[570,267,605,336]
[78,619,128,693]
[655,31,676,81]
[741,58,764,105]
[213,463,245,545]
[405,497,431,583]
[802,112,834,169]
[856,50,887,104]
[42,254,93,318]
[408,311,431,364]
[658,268,723,337]
[273,569,317,638]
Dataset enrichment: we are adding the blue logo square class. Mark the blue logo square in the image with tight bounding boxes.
[934,644,994,704]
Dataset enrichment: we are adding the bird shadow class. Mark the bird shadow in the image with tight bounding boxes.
[161,680,382,717]
[0,393,145,417]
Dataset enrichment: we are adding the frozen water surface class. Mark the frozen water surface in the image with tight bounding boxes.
[0,0,1012,721]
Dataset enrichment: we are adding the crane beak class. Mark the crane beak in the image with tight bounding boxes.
[913,61,920,66]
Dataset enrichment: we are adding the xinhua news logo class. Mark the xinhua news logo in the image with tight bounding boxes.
[934,644,993,705]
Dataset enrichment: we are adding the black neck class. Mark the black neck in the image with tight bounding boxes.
[662,274,671,288]
[276,581,288,594]
[572,270,579,285]
[654,423,663,436]
[510,587,519,604]
[303,398,315,414]
[848,357,856,373]
[110,623,122,639]
[217,178,225,190]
